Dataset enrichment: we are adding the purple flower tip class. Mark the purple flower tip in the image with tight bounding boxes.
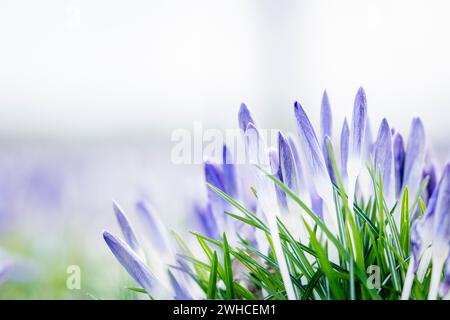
[103,230,155,293]
[112,201,142,254]
[374,118,393,193]
[238,103,255,132]
[204,161,225,192]
[351,87,368,158]
[321,90,332,140]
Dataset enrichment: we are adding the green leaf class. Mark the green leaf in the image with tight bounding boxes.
[222,233,236,299]
[207,251,219,299]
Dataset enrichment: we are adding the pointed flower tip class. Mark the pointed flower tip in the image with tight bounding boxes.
[238,103,255,132]
[321,92,332,139]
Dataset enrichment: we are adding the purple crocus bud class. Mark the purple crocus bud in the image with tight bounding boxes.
[204,161,226,193]
[350,87,368,161]
[135,200,171,255]
[410,178,440,271]
[393,133,405,198]
[346,87,368,207]
[402,118,426,198]
[340,118,350,182]
[222,144,238,198]
[238,103,255,132]
[373,119,393,199]
[363,117,374,160]
[320,90,332,140]
[287,135,306,191]
[278,132,299,194]
[103,231,164,295]
[294,102,336,233]
[322,136,336,183]
[423,163,437,204]
[269,147,288,212]
[113,201,145,260]
[294,101,328,180]
[428,164,450,299]
[244,122,296,299]
[168,270,193,300]
[193,202,219,239]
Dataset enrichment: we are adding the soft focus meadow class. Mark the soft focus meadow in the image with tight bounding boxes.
[1,1,450,300]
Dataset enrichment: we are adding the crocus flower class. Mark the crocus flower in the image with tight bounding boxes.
[347,87,368,208]
[103,230,166,296]
[340,118,350,186]
[105,87,444,300]
[104,201,201,299]
[320,90,332,141]
[428,164,450,299]
[373,119,394,201]
[402,118,426,200]
[113,201,145,260]
[294,101,337,234]
[244,122,296,300]
[393,133,405,199]
[320,91,335,183]
[402,164,450,300]
[238,103,255,132]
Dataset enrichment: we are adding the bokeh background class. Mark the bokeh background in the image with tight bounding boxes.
[1,0,449,299]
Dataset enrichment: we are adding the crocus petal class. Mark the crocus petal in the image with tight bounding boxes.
[393,133,405,198]
[411,175,441,270]
[423,163,437,204]
[428,164,450,299]
[222,144,239,198]
[350,87,368,160]
[269,147,288,212]
[432,164,450,250]
[244,122,296,299]
[294,101,327,179]
[287,135,306,192]
[113,201,144,259]
[168,270,193,300]
[340,118,350,182]
[278,132,298,193]
[322,136,336,183]
[204,161,225,192]
[238,103,255,132]
[193,202,219,239]
[103,231,160,295]
[363,116,374,159]
[403,118,426,198]
[320,90,332,140]
[135,201,171,254]
[373,119,393,197]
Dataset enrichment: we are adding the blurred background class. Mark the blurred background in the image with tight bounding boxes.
[0,0,449,299]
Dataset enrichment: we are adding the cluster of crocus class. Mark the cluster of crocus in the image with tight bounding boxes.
[104,87,450,300]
